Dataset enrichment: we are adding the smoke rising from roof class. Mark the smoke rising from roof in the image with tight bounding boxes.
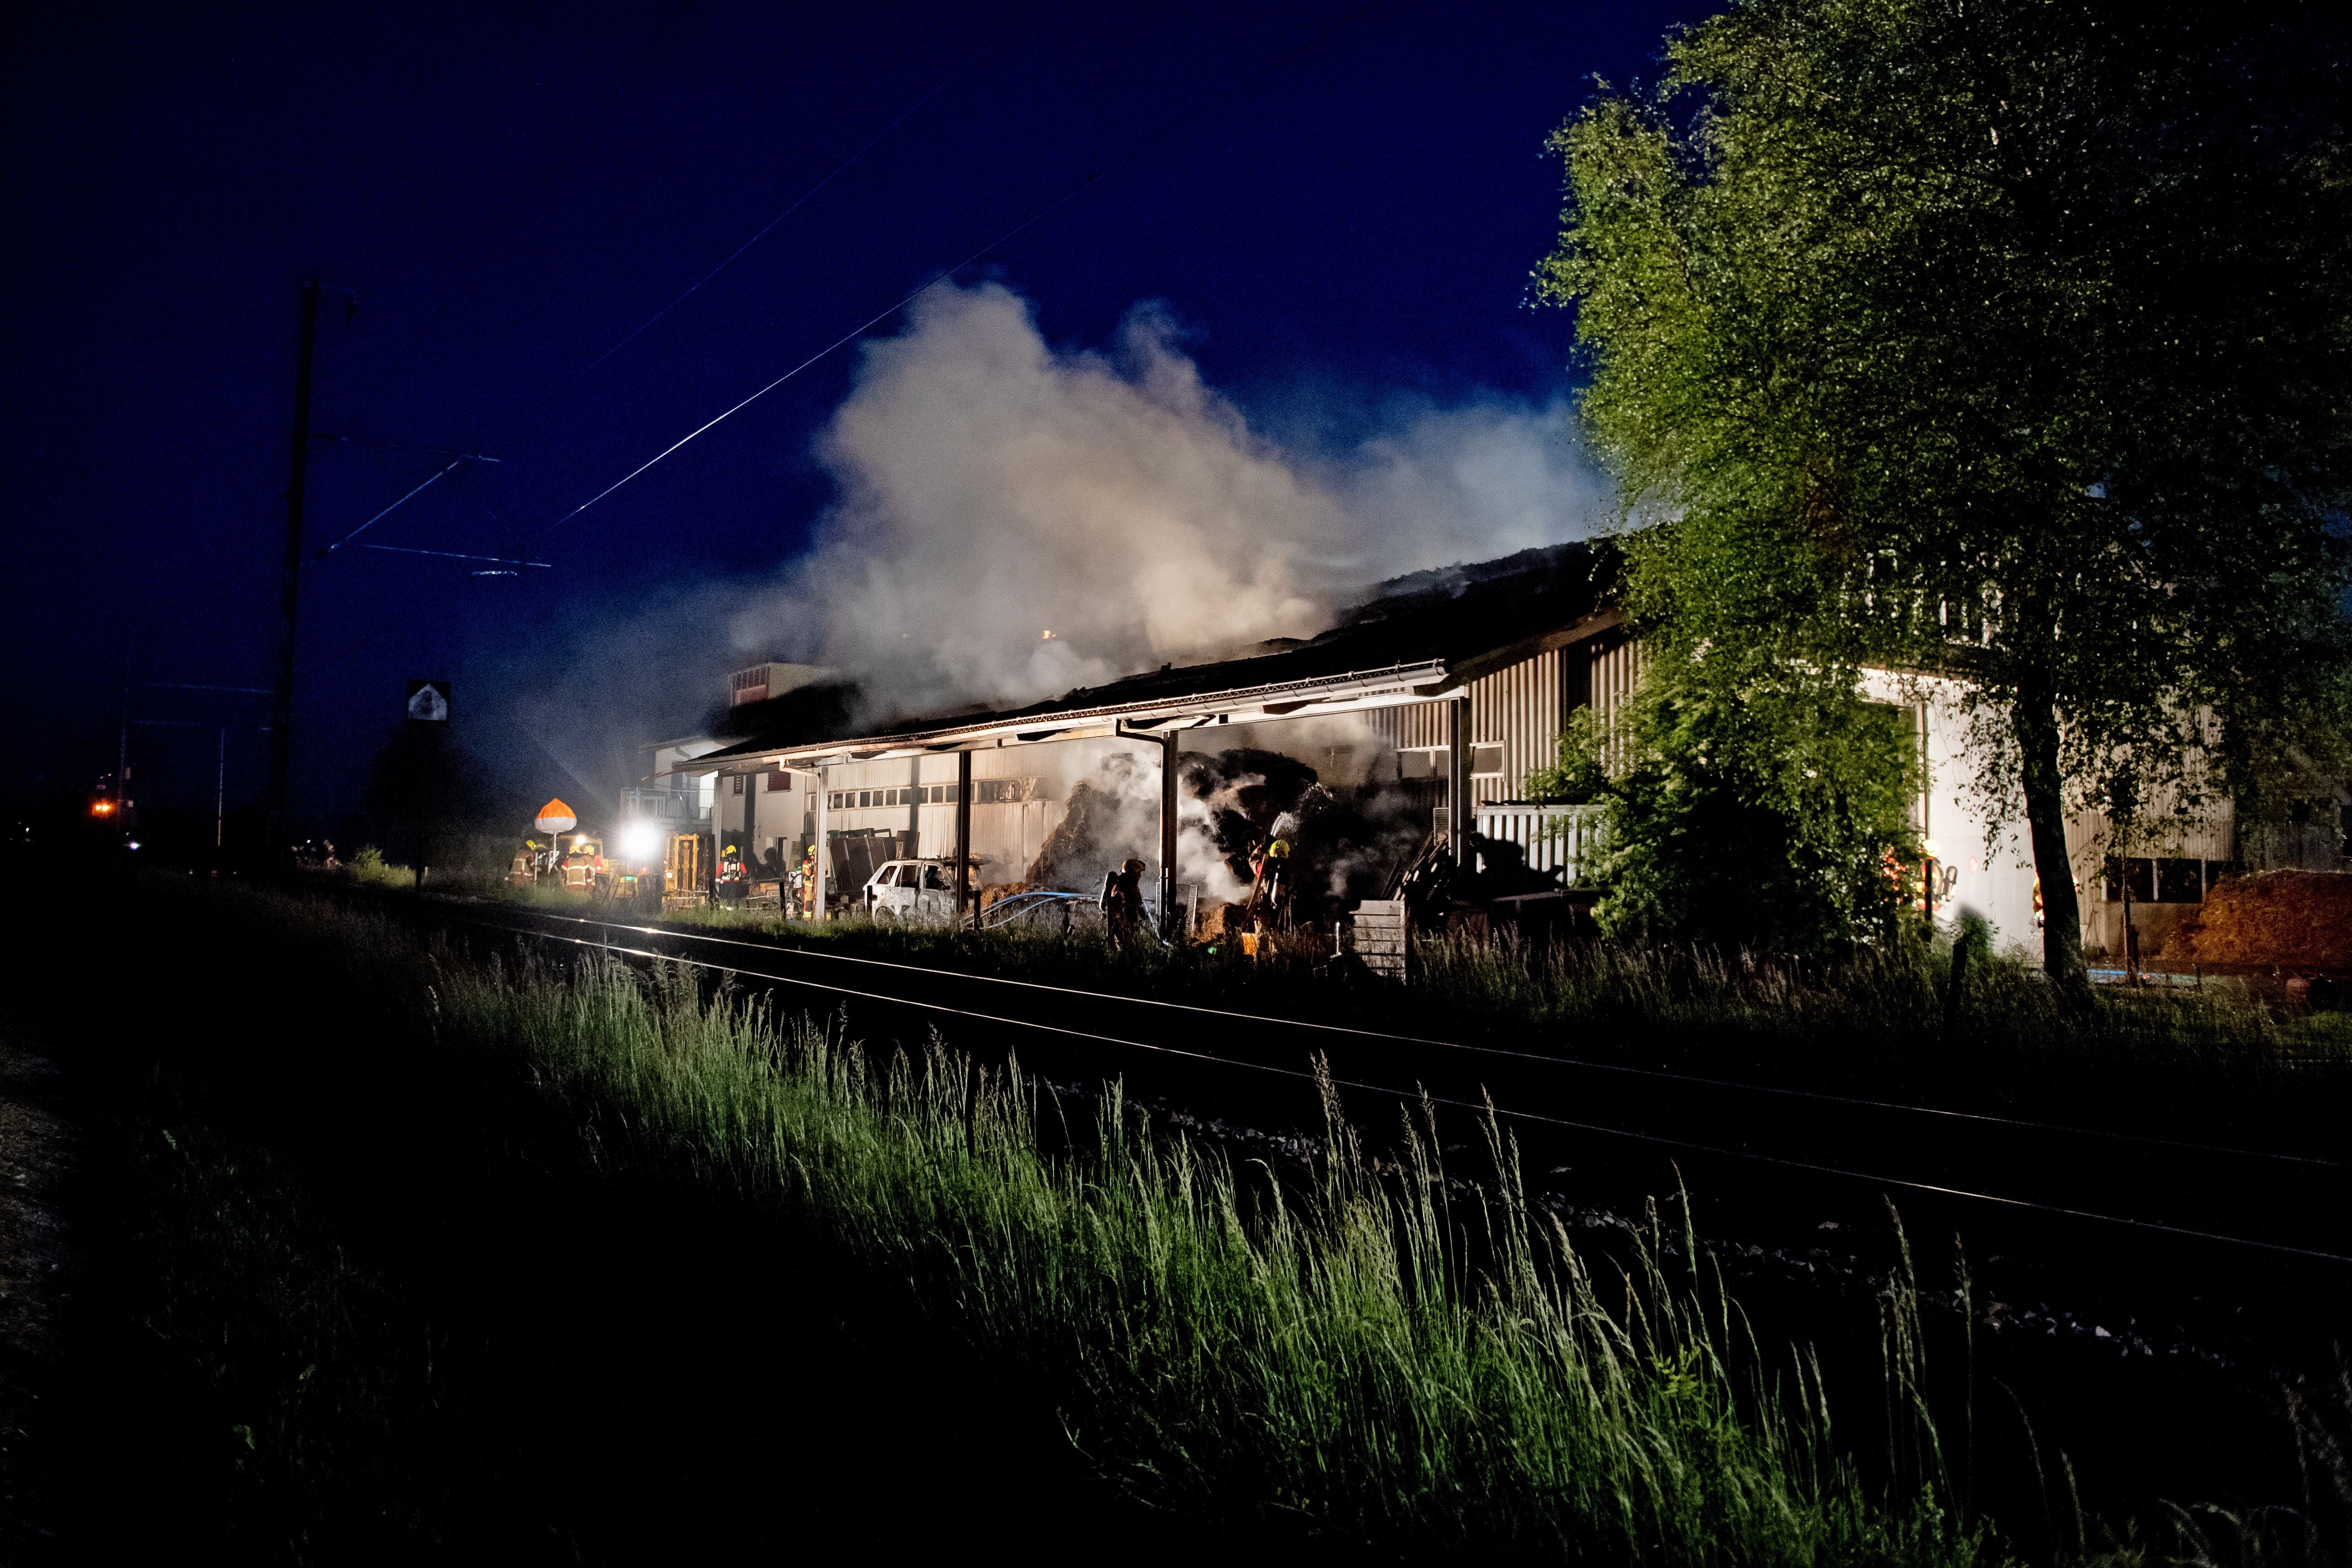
[732,280,1605,718]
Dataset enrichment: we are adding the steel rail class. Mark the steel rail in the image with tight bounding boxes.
[439,908,2352,1268]
[458,902,2347,1172]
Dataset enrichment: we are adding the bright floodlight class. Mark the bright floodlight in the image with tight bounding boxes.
[619,820,663,861]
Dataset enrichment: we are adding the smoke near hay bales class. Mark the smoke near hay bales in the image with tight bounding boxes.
[732,280,1605,718]
[1025,741,1439,923]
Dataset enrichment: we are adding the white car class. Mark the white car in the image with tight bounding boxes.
[863,858,960,922]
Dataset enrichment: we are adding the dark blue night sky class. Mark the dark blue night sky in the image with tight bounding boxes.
[5,1,1700,835]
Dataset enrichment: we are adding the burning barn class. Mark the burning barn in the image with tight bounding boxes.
[677,542,1633,935]
[657,538,2315,965]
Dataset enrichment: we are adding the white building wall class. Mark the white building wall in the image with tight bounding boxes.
[1859,673,2043,956]
[1854,671,2240,962]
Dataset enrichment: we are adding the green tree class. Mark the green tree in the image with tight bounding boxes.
[1530,646,1921,951]
[365,725,486,885]
[1541,0,2352,992]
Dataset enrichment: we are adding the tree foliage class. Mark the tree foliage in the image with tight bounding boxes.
[1542,0,2352,989]
[1530,647,1920,952]
[365,725,487,878]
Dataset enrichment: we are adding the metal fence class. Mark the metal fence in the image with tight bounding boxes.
[1474,802,1609,886]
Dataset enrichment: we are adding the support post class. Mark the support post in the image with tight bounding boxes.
[814,766,830,920]
[908,755,923,859]
[266,279,320,861]
[1160,730,1180,940]
[1449,693,1473,868]
[216,726,227,850]
[955,750,974,924]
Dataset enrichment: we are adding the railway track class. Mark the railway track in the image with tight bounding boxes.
[370,894,2352,1292]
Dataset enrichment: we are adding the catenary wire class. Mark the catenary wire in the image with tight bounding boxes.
[495,904,2349,1172]
[317,458,472,556]
[357,544,553,568]
[322,1,700,437]
[542,0,1383,538]
[434,908,2352,1268]
[573,41,1007,380]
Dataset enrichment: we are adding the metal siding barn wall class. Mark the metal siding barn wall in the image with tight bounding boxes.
[1586,632,1644,726]
[1367,702,1450,752]
[1367,634,1641,800]
[1468,648,1561,803]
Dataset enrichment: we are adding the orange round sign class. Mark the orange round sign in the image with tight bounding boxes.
[533,798,578,834]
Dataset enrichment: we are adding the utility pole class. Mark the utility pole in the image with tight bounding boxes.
[116,651,131,824]
[1160,730,1179,940]
[265,279,321,861]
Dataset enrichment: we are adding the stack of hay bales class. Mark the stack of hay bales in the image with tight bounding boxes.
[2169,871,2352,970]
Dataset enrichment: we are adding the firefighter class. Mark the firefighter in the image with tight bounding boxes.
[1101,856,1147,955]
[716,839,748,903]
[560,836,587,894]
[1243,838,1294,931]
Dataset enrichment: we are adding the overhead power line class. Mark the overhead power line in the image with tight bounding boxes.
[317,454,500,558]
[359,544,553,568]
[574,42,1001,380]
[544,0,1383,539]
[324,0,701,434]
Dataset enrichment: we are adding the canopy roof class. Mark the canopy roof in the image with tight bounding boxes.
[689,540,1621,772]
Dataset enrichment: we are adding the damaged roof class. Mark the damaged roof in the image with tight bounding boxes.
[697,539,1622,768]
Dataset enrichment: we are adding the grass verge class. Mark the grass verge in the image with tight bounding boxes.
[19,876,2008,1562]
[478,884,2352,1152]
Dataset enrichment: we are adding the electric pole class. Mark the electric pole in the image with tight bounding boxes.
[265,279,320,860]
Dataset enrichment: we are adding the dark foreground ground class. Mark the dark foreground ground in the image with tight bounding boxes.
[0,975,1213,1560]
[4,870,2347,1561]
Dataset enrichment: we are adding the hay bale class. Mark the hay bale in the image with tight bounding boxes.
[1194,901,1243,942]
[2169,871,2352,969]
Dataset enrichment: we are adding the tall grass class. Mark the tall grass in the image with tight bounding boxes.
[1406,933,2352,1076]
[397,915,1991,1562]
[492,885,2352,1144]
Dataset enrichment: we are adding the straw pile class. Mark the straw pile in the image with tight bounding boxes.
[2169,870,2352,969]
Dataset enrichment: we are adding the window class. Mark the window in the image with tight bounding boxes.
[764,770,790,792]
[875,865,901,886]
[2103,856,2153,901]
[730,775,745,796]
[2156,857,2204,903]
[1472,744,1505,775]
[922,865,949,890]
[2106,856,2209,904]
[974,777,1036,805]
[856,791,872,808]
[1399,750,1438,780]
[826,792,843,809]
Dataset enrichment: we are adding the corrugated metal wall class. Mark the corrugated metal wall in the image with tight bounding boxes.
[1468,648,1561,802]
[1367,701,1449,751]
[1366,631,1644,804]
[1585,630,1643,725]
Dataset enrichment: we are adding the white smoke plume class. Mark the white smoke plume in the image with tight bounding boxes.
[733,280,1605,717]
